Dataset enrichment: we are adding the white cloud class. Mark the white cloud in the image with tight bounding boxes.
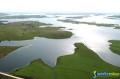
[0,0,120,13]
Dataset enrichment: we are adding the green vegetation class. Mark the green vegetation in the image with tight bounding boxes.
[66,16,87,19]
[109,40,120,55]
[58,19,80,24]
[0,46,19,58]
[12,60,54,79]
[0,15,46,19]
[0,21,72,58]
[78,22,120,28]
[58,19,120,29]
[108,15,120,19]
[0,21,72,41]
[12,43,120,79]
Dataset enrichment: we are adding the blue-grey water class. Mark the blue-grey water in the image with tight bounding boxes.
[0,14,120,72]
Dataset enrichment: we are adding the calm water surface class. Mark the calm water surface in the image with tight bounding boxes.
[0,14,120,72]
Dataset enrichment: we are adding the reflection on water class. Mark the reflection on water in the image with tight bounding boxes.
[0,37,79,72]
[0,14,120,72]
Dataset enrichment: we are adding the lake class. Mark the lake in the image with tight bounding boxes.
[0,13,120,72]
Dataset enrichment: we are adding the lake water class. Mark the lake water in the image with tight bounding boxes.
[0,14,120,72]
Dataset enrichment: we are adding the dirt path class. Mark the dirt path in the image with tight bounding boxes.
[0,72,24,79]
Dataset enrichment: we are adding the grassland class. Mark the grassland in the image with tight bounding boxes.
[0,21,72,41]
[58,19,80,24]
[109,40,120,55]
[0,21,72,58]
[0,46,19,58]
[107,15,120,19]
[12,43,120,79]
[66,16,87,19]
[0,15,46,19]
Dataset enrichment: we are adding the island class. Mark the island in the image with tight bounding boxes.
[107,15,120,19]
[58,19,120,29]
[109,40,120,55]
[0,21,72,40]
[0,15,46,19]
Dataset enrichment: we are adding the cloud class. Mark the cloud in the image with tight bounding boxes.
[0,0,120,13]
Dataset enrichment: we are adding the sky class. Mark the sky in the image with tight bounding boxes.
[0,0,120,13]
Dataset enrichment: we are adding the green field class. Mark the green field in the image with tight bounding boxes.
[0,21,72,58]
[0,46,19,58]
[109,40,120,55]
[0,21,72,41]
[0,15,46,19]
[12,43,120,79]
